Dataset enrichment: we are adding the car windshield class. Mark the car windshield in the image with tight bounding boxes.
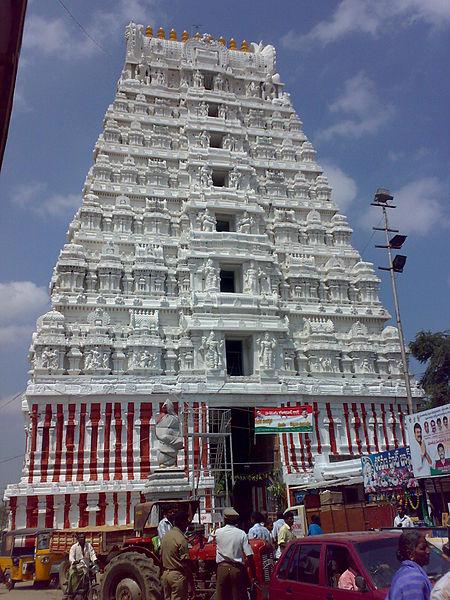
[356,537,449,589]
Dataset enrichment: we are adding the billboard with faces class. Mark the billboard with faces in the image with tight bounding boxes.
[405,405,450,478]
[361,447,417,493]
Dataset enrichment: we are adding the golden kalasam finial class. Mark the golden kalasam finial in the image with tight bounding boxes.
[145,26,153,37]
[229,37,237,50]
[241,39,249,52]
[181,30,189,42]
[194,32,202,40]
[169,28,177,40]
[218,36,226,46]
[157,27,165,39]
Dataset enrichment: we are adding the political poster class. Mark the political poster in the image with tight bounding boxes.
[254,405,313,434]
[405,406,450,478]
[361,447,417,493]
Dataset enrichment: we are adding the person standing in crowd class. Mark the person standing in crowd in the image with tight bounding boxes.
[386,530,431,600]
[160,511,195,600]
[276,511,295,558]
[430,538,450,600]
[248,511,272,543]
[158,506,177,541]
[272,511,285,544]
[308,514,324,536]
[216,507,255,600]
[394,503,414,528]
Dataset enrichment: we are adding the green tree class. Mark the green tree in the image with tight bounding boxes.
[409,330,450,407]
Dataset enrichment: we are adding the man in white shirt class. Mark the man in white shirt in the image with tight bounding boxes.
[158,506,177,541]
[410,422,432,477]
[64,532,97,599]
[216,507,255,600]
[393,504,414,528]
[248,511,272,544]
[271,511,286,546]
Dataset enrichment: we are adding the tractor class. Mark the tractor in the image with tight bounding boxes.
[97,499,274,600]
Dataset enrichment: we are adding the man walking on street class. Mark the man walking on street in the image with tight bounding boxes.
[276,511,295,558]
[161,511,195,600]
[216,507,256,600]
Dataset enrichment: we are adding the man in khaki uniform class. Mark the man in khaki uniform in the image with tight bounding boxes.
[161,511,195,600]
[215,507,256,600]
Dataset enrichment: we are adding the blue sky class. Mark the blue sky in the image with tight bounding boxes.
[0,0,449,492]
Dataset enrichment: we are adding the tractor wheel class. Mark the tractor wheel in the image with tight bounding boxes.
[100,552,162,600]
[59,557,70,590]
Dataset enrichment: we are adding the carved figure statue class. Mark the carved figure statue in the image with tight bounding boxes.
[200,332,223,370]
[259,269,271,295]
[200,130,210,148]
[41,348,59,370]
[200,208,216,232]
[102,352,110,369]
[214,73,224,91]
[200,165,213,188]
[202,258,218,291]
[222,135,233,150]
[85,348,101,370]
[246,80,259,98]
[193,70,203,88]
[198,101,208,117]
[238,211,254,234]
[244,263,258,294]
[218,104,228,119]
[228,168,241,189]
[155,399,183,468]
[262,74,276,101]
[259,333,276,369]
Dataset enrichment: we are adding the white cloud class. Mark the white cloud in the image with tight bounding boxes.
[0,281,49,324]
[360,177,449,234]
[281,0,450,49]
[321,162,358,211]
[11,182,80,218]
[23,1,161,61]
[317,72,393,140]
[0,281,49,348]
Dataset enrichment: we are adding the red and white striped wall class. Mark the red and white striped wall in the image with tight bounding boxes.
[279,399,408,476]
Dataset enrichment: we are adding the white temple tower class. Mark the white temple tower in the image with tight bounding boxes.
[5,25,420,528]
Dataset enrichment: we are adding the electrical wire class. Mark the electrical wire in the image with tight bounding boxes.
[56,0,113,58]
[0,391,24,413]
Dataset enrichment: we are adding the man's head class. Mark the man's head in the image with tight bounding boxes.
[311,513,321,526]
[437,443,445,461]
[276,510,285,520]
[164,506,178,522]
[397,530,430,567]
[76,532,86,546]
[397,504,405,517]
[284,511,294,527]
[223,507,239,525]
[173,511,189,532]
[251,511,264,525]
[424,421,429,434]
[413,422,422,443]
[431,420,436,433]
[443,416,448,429]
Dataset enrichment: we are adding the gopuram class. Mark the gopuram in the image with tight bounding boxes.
[5,25,421,528]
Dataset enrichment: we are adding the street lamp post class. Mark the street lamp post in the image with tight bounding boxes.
[372,188,414,413]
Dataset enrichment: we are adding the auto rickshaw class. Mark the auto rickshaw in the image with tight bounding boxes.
[0,528,64,589]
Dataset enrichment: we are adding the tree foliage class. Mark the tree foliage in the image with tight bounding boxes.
[409,330,450,407]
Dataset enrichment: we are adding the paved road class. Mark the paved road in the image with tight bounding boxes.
[0,583,62,599]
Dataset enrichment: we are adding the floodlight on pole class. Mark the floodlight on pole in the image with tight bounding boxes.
[372,188,413,413]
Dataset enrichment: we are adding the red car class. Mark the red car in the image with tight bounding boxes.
[269,531,449,599]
